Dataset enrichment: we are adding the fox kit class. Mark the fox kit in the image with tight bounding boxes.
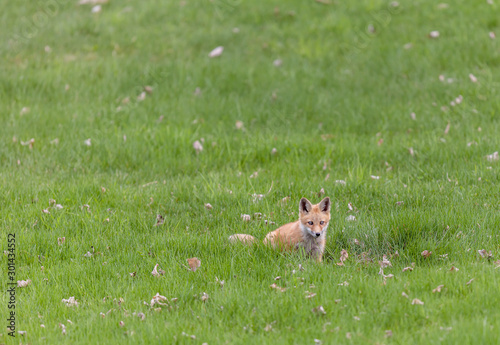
[229,197,331,262]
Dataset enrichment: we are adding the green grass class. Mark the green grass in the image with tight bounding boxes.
[1,0,500,343]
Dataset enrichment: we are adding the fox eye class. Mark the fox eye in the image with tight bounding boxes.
[307,221,313,225]
[320,221,325,225]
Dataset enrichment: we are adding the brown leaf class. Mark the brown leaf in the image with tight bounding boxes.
[193,140,203,154]
[466,278,474,285]
[151,264,161,277]
[17,279,32,287]
[411,298,424,305]
[150,293,168,308]
[485,152,499,162]
[429,31,440,38]
[402,267,413,272]
[241,214,251,221]
[449,266,459,272]
[235,120,244,130]
[444,122,450,135]
[62,296,79,307]
[155,214,165,226]
[378,255,392,268]
[305,292,317,299]
[187,257,201,272]
[432,285,444,293]
[421,250,432,258]
[208,46,224,58]
[478,249,493,259]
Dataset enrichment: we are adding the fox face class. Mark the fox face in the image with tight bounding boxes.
[299,197,331,238]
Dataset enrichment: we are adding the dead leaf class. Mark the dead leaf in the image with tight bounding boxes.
[216,277,225,287]
[84,138,91,146]
[62,296,79,307]
[485,152,499,162]
[17,279,31,287]
[150,293,168,308]
[204,203,213,210]
[421,250,432,258]
[385,330,393,338]
[449,266,459,271]
[378,268,394,280]
[155,214,165,226]
[208,46,224,58]
[432,285,444,293]
[478,249,493,259]
[402,267,413,272]
[345,215,356,222]
[187,257,201,272]
[429,31,440,38]
[466,278,474,285]
[379,256,392,268]
[151,264,161,277]
[20,107,30,115]
[305,292,317,299]
[235,121,244,130]
[337,249,348,266]
[444,122,450,135]
[411,298,424,305]
[402,292,409,298]
[200,292,209,302]
[241,214,251,221]
[193,140,203,154]
[137,91,146,101]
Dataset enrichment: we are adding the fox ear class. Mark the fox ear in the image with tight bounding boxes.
[299,198,312,213]
[319,197,331,213]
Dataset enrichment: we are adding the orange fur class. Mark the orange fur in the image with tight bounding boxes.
[229,197,331,262]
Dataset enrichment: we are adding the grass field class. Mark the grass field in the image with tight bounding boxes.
[1,0,500,344]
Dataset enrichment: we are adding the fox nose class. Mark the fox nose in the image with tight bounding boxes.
[315,233,321,237]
